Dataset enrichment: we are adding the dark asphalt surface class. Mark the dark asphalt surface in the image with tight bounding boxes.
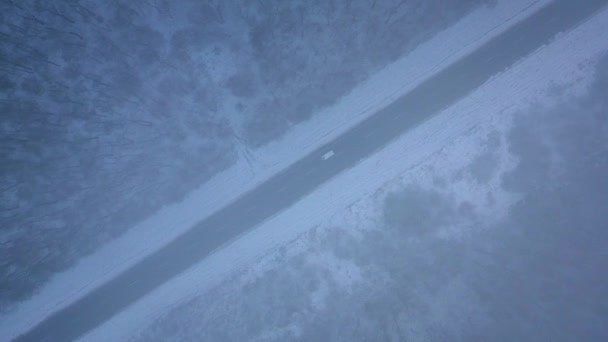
[16,1,608,340]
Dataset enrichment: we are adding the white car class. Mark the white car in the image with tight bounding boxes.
[322,150,335,160]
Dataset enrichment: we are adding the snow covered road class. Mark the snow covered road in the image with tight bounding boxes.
[8,0,608,341]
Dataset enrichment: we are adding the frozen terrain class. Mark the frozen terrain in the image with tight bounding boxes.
[5,0,608,340]
[0,0,492,309]
[95,2,608,342]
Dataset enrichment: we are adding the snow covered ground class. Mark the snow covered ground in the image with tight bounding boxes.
[125,9,608,338]
[90,3,608,342]
[3,0,603,340]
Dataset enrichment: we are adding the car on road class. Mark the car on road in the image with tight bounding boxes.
[322,150,335,160]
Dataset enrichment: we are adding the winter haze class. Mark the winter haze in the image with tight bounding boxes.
[1,0,607,341]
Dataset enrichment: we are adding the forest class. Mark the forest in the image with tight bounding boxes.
[0,0,490,310]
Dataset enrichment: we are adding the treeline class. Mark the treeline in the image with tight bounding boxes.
[0,0,489,310]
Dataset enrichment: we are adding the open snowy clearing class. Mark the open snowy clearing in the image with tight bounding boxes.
[0,0,571,339]
[84,2,608,342]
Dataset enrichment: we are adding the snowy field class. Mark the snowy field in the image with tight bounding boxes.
[92,2,608,342]
[0,0,598,339]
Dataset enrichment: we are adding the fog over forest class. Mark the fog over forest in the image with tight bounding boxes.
[2,1,608,341]
[1,0,489,309]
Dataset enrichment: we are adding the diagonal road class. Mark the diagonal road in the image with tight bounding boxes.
[16,0,608,340]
